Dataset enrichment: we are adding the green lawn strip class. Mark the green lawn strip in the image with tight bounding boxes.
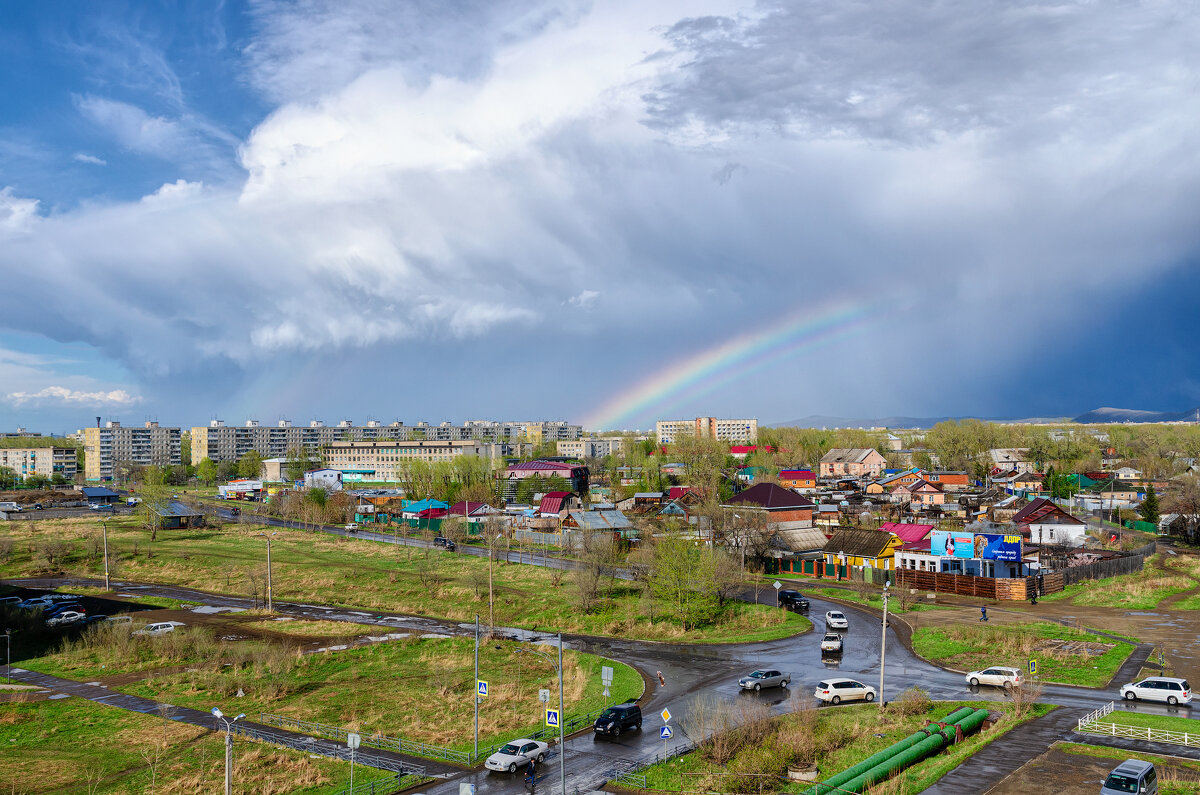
[0,696,369,794]
[1167,593,1200,610]
[633,701,1051,792]
[801,587,947,614]
[1037,557,1193,609]
[1100,710,1200,736]
[1058,742,1200,795]
[910,622,1134,687]
[0,517,807,644]
[116,635,642,755]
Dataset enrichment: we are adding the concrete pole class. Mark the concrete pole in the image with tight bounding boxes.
[558,633,565,795]
[474,614,480,760]
[224,727,233,795]
[265,536,273,613]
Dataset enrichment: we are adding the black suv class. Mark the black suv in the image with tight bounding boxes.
[593,702,642,737]
[777,590,809,611]
[433,536,456,551]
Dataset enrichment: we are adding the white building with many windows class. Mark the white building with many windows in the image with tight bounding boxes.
[655,417,758,445]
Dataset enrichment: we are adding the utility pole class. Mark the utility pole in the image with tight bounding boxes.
[474,614,480,760]
[558,632,565,795]
[258,532,277,612]
[101,520,110,591]
[211,708,244,795]
[878,580,890,712]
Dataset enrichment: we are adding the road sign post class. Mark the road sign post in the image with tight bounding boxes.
[773,580,782,590]
[659,725,672,740]
[660,708,671,723]
[348,732,360,791]
[477,680,489,698]
[539,689,550,704]
[602,665,613,704]
[546,708,560,728]
[1029,659,1037,675]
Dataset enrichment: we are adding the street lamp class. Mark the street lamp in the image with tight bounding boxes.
[211,707,246,795]
[257,532,278,612]
[513,635,565,795]
[100,520,111,591]
[488,533,504,630]
[878,580,890,712]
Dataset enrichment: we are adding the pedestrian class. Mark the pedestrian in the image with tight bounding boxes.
[1030,594,1037,606]
[980,605,988,622]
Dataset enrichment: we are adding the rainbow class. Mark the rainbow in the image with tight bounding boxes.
[582,297,883,430]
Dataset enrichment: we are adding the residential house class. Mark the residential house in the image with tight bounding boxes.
[770,528,832,572]
[819,448,887,479]
[891,479,944,507]
[304,468,344,491]
[822,528,903,570]
[1011,471,1045,493]
[538,491,580,517]
[1012,498,1087,547]
[448,501,501,523]
[924,471,969,491]
[989,449,1036,474]
[504,461,589,494]
[149,500,206,530]
[884,433,904,451]
[1116,466,1143,481]
[562,509,635,537]
[878,522,933,545]
[722,482,816,529]
[778,469,817,490]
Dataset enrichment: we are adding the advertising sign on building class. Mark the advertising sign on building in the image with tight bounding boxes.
[975,533,1022,562]
[930,530,975,558]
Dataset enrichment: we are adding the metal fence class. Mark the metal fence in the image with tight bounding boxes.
[332,774,411,795]
[233,720,426,775]
[610,740,698,789]
[1078,701,1200,748]
[259,713,467,765]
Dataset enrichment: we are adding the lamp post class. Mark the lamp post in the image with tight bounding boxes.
[101,520,110,591]
[257,532,278,612]
[474,614,480,760]
[878,580,890,712]
[514,634,565,795]
[488,533,503,630]
[211,707,245,795]
[4,628,10,683]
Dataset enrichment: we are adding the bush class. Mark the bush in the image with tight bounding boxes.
[890,686,932,717]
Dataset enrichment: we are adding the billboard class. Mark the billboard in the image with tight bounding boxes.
[931,530,1022,561]
[931,530,974,558]
[975,533,1022,562]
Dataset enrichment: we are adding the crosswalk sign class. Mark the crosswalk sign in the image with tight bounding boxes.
[660,726,672,739]
[1029,660,1037,675]
[477,680,488,697]
[546,709,560,728]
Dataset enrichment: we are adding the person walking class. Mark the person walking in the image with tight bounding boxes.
[979,605,988,622]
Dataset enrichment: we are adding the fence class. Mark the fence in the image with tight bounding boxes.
[1077,701,1200,749]
[610,740,698,790]
[333,774,410,795]
[1060,542,1155,587]
[259,713,468,764]
[226,721,424,775]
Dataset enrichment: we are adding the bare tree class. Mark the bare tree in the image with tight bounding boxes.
[573,531,618,612]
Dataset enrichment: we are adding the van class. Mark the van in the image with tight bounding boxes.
[1120,677,1192,705]
[1101,759,1156,794]
[593,702,642,737]
[0,501,21,512]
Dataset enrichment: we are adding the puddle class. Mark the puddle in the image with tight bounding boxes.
[191,606,246,614]
[48,693,69,700]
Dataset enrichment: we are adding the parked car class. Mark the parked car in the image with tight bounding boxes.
[825,611,849,630]
[45,610,87,627]
[0,596,22,607]
[104,615,133,625]
[230,506,241,516]
[45,603,85,617]
[0,501,22,512]
[777,590,810,611]
[1101,759,1157,795]
[820,633,844,653]
[18,598,56,611]
[344,523,359,532]
[484,738,549,772]
[814,678,876,704]
[593,703,642,736]
[433,536,457,551]
[739,669,791,691]
[133,621,186,637]
[89,503,114,512]
[965,666,1023,690]
[1120,677,1192,705]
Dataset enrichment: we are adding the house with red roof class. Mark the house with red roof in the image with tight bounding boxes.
[1012,497,1087,546]
[779,469,817,490]
[538,491,580,518]
[723,482,815,529]
[879,522,934,544]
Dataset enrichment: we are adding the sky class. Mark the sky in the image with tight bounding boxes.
[2,0,1200,434]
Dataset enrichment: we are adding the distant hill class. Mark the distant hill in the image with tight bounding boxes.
[769,415,1069,429]
[1073,407,1200,424]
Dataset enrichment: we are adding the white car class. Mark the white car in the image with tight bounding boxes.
[820,633,844,653]
[825,611,849,630]
[45,610,86,627]
[485,738,549,773]
[133,621,186,637]
[814,678,876,704]
[345,523,359,532]
[1121,677,1192,705]
[965,666,1023,690]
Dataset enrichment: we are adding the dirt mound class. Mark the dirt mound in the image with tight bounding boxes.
[0,488,85,508]
[1033,638,1114,658]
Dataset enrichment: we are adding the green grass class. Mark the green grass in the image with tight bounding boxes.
[1165,592,1200,610]
[1101,710,1200,735]
[0,517,809,644]
[1058,742,1200,795]
[0,697,375,794]
[910,622,1135,687]
[1037,555,1195,609]
[634,700,1053,793]
[801,586,947,614]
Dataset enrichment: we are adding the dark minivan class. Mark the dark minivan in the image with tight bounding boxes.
[778,590,809,611]
[593,703,642,737]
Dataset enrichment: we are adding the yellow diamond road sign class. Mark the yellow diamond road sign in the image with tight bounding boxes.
[660,708,671,723]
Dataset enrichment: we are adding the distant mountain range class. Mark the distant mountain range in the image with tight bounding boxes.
[770,407,1200,429]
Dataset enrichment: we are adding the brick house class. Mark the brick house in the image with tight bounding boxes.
[722,482,815,529]
[819,448,888,479]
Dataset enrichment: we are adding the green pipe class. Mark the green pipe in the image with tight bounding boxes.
[801,707,975,795]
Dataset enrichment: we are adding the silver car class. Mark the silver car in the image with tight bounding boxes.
[738,669,790,691]
[825,611,849,630]
[485,739,549,773]
[820,633,844,653]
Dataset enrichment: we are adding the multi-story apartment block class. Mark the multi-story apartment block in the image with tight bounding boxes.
[82,421,181,480]
[1,428,42,438]
[325,440,504,482]
[0,446,78,480]
[556,437,628,458]
[191,419,581,464]
[655,417,758,445]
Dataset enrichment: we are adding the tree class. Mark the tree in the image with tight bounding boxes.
[196,458,218,485]
[1138,483,1161,525]
[1166,476,1200,543]
[24,474,50,489]
[238,450,264,480]
[284,447,310,482]
[648,537,722,629]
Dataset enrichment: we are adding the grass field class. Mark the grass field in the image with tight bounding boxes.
[635,698,1053,794]
[1100,709,1200,735]
[910,622,1135,687]
[0,696,375,794]
[0,517,810,643]
[1058,743,1200,795]
[1038,555,1195,609]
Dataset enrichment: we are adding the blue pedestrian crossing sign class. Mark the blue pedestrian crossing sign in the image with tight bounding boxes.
[660,726,673,740]
[1029,660,1037,675]
[545,709,560,728]
[477,680,489,697]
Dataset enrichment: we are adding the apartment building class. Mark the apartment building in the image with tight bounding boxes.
[655,417,758,445]
[556,437,627,458]
[0,446,78,480]
[83,421,182,480]
[325,440,504,482]
[191,419,581,464]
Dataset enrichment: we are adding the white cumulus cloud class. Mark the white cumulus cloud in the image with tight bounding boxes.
[6,386,141,407]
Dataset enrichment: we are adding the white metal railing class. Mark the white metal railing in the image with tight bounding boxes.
[1078,702,1200,748]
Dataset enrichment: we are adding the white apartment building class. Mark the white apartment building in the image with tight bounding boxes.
[83,421,182,480]
[556,437,628,458]
[655,417,758,445]
[325,440,504,482]
[0,446,78,480]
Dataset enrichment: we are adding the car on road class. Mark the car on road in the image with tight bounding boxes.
[814,678,876,704]
[777,590,809,611]
[825,611,849,630]
[230,506,241,516]
[344,523,359,532]
[739,669,791,691]
[820,633,844,654]
[1101,759,1157,795]
[0,501,22,512]
[89,503,114,512]
[1120,676,1192,705]
[485,738,549,772]
[133,621,186,637]
[965,666,1023,690]
[593,703,642,736]
[45,610,87,627]
[433,536,457,551]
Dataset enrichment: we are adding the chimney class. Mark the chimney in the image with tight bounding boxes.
[96,416,101,428]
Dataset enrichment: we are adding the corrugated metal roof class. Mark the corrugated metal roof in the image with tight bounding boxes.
[507,461,581,473]
[724,482,815,510]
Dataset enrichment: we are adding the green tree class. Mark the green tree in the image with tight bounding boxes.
[24,474,50,489]
[648,537,722,629]
[142,465,166,487]
[196,458,218,485]
[1138,483,1161,525]
[180,433,191,466]
[284,448,309,482]
[237,450,264,480]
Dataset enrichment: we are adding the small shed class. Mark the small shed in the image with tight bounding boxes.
[149,500,206,529]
